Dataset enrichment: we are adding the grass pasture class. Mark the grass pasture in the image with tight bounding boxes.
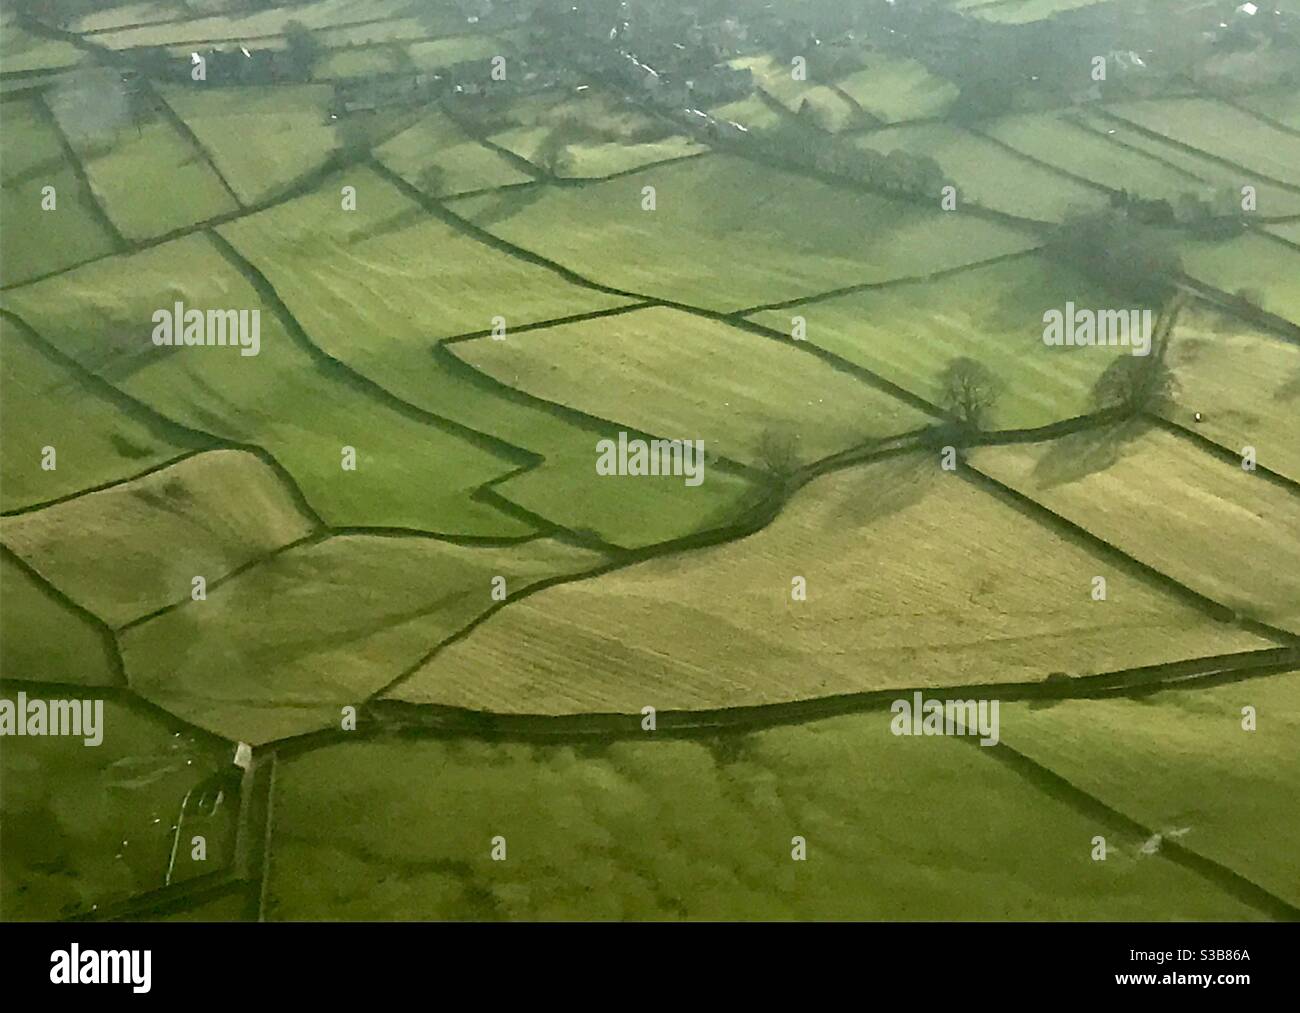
[0,98,119,285]
[391,456,1267,715]
[853,123,1108,223]
[1265,219,1300,248]
[707,93,785,131]
[89,0,428,50]
[73,3,186,34]
[0,693,234,920]
[2,233,531,536]
[313,44,405,80]
[160,84,341,204]
[0,450,319,628]
[0,166,119,285]
[0,318,200,512]
[122,533,608,744]
[0,17,84,74]
[0,551,118,687]
[1072,109,1300,218]
[312,16,433,49]
[1180,231,1300,327]
[971,423,1300,633]
[47,91,238,240]
[376,109,532,196]
[264,717,1262,920]
[1161,310,1300,486]
[3,0,1296,926]
[1234,90,1300,131]
[1,98,66,179]
[484,89,707,179]
[734,54,859,132]
[748,252,1132,430]
[313,30,510,80]
[999,672,1300,908]
[217,171,766,546]
[983,111,1203,200]
[453,306,930,467]
[453,155,1037,311]
[217,166,631,343]
[833,54,958,124]
[1107,98,1300,188]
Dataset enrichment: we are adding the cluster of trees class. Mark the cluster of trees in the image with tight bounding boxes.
[1045,208,1183,303]
[751,118,946,201]
[1109,182,1254,238]
[281,20,323,79]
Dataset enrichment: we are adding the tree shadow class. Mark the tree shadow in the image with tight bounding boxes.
[455,182,550,229]
[824,452,936,530]
[1025,417,1149,490]
[343,205,428,247]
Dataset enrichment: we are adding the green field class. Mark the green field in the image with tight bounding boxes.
[1180,232,1300,327]
[73,2,185,34]
[218,166,630,342]
[969,0,1113,24]
[1073,108,1300,217]
[1000,671,1300,907]
[984,111,1206,200]
[854,122,1109,223]
[2,0,1296,927]
[834,54,958,123]
[454,306,931,466]
[122,533,607,743]
[2,233,532,535]
[484,89,707,179]
[0,16,84,73]
[376,109,532,196]
[217,172,764,547]
[0,99,119,284]
[972,423,1300,632]
[0,692,234,920]
[1161,309,1300,485]
[0,450,319,628]
[1108,97,1300,188]
[48,89,238,240]
[391,455,1266,715]
[90,0,428,49]
[265,712,1263,920]
[160,84,341,204]
[1235,89,1300,131]
[1264,219,1300,247]
[453,155,1038,311]
[0,317,202,510]
[749,253,1141,430]
[733,54,859,132]
[0,551,119,687]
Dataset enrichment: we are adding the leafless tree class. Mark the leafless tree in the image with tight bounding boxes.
[756,427,801,482]
[939,356,1002,431]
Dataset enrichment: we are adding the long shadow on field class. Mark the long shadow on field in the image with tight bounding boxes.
[1026,417,1148,491]
[452,182,549,229]
[343,206,429,247]
[825,452,935,530]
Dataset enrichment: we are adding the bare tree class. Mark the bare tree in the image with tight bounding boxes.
[1090,293,1185,416]
[535,117,607,178]
[1090,354,1178,416]
[282,21,321,78]
[755,427,801,483]
[939,356,1001,431]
